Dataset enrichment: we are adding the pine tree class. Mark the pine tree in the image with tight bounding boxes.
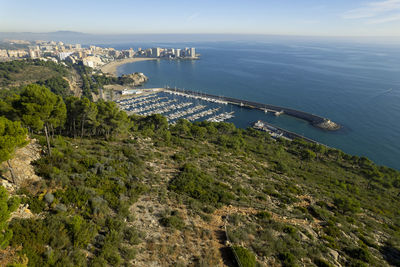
[0,116,28,183]
[13,84,66,155]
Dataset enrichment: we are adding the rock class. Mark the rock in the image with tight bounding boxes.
[55,203,67,212]
[44,192,55,204]
[121,73,149,86]
[327,248,339,262]
[303,225,318,239]
[299,231,309,241]
[0,139,41,188]
[315,119,341,131]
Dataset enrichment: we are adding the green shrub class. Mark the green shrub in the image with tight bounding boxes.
[283,225,297,235]
[232,246,256,267]
[23,196,46,214]
[344,246,371,263]
[278,252,298,267]
[169,164,233,207]
[256,211,271,220]
[314,257,333,267]
[124,227,141,245]
[159,212,185,230]
[67,215,97,248]
[334,196,360,214]
[119,245,136,261]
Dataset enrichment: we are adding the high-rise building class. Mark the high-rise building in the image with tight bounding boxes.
[176,49,181,58]
[151,47,161,57]
[29,49,37,59]
[190,48,196,58]
[58,52,73,60]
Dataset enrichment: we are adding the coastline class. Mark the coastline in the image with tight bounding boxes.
[100,58,158,76]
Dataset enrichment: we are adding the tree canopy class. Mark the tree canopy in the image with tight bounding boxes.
[0,116,28,163]
[12,84,66,133]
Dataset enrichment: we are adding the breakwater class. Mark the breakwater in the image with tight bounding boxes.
[164,87,341,131]
[253,120,328,146]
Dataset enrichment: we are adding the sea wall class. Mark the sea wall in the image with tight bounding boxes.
[166,88,341,131]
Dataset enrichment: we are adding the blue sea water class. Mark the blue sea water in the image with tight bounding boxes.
[114,41,400,170]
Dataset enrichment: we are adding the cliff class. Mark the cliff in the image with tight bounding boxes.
[121,72,149,86]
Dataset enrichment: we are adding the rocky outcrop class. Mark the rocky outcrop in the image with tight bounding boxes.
[121,73,149,86]
[0,139,42,192]
[314,119,341,131]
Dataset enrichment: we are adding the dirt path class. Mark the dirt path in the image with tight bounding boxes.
[201,205,259,266]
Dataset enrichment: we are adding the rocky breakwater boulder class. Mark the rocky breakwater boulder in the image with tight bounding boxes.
[121,72,149,86]
[0,139,41,192]
[314,119,341,131]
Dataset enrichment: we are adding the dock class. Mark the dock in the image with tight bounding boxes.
[113,87,340,131]
[253,120,325,145]
[163,87,341,131]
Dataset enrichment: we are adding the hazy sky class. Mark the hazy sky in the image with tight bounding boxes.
[1,0,400,36]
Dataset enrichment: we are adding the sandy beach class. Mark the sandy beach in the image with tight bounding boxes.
[100,58,157,76]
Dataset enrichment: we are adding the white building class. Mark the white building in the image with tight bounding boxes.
[122,89,142,95]
[151,47,161,57]
[82,56,103,68]
[190,47,196,58]
[176,49,181,58]
[58,52,73,60]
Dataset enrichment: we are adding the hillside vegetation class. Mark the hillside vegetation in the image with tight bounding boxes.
[0,60,150,101]
[0,61,400,266]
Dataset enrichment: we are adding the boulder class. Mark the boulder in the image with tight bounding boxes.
[55,203,67,212]
[44,192,55,204]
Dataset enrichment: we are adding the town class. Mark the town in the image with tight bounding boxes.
[0,39,198,68]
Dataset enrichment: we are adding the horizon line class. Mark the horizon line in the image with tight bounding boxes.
[1,30,400,39]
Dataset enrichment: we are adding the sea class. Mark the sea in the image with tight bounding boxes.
[109,41,400,170]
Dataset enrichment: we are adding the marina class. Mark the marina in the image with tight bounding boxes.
[163,88,341,131]
[114,87,340,134]
[114,89,333,145]
[115,89,239,124]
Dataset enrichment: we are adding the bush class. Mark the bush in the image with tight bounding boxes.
[232,246,256,267]
[67,215,97,248]
[344,246,371,263]
[314,258,333,267]
[124,226,141,245]
[119,245,136,261]
[256,211,271,220]
[159,214,185,230]
[334,196,360,214]
[278,252,298,267]
[283,225,297,235]
[169,164,233,207]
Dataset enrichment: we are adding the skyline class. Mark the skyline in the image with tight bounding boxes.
[0,0,400,37]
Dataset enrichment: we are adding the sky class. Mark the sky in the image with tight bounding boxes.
[1,0,400,37]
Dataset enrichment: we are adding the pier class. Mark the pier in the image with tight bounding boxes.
[253,120,325,145]
[114,87,340,131]
[164,88,341,131]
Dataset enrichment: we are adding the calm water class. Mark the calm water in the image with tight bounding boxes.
[115,41,400,169]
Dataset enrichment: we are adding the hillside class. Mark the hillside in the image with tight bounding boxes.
[0,114,400,266]
[0,64,400,267]
[0,60,152,102]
